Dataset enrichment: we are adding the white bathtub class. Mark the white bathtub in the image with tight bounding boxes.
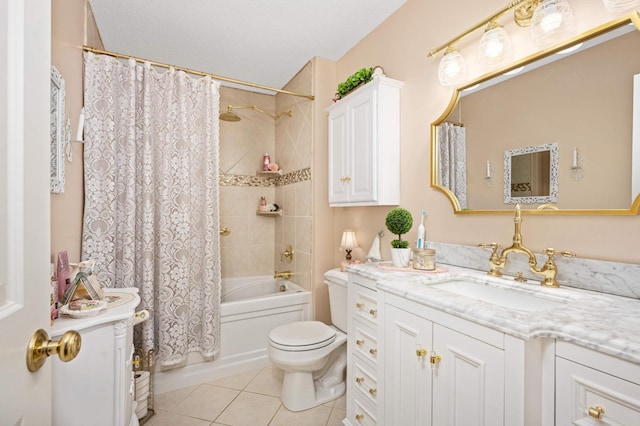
[155,275,311,393]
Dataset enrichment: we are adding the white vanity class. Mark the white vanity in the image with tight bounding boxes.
[344,262,640,426]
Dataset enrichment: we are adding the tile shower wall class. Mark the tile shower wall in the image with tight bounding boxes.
[275,62,314,291]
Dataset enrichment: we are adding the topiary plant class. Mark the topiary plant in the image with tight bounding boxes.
[385,207,413,248]
[335,67,374,100]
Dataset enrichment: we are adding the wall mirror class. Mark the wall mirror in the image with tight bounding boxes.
[504,143,558,204]
[431,12,640,215]
[50,65,66,193]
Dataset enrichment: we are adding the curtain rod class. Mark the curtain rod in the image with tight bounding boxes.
[83,46,315,101]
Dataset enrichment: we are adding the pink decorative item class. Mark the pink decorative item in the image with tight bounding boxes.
[268,163,279,171]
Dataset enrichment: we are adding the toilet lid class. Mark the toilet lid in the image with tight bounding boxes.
[269,321,336,351]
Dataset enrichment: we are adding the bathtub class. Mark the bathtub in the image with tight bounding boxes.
[155,275,311,393]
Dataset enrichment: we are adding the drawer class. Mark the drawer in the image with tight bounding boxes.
[352,392,377,426]
[353,285,378,327]
[353,359,378,406]
[354,324,378,365]
[556,357,640,425]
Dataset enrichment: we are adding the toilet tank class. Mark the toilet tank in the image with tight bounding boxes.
[324,269,349,332]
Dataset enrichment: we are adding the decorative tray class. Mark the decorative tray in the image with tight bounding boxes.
[59,299,108,318]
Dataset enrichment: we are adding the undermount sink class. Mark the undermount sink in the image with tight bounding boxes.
[431,279,564,312]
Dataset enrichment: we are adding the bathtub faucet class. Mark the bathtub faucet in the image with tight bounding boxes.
[274,270,291,279]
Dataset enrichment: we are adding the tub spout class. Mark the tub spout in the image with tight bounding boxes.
[274,271,291,279]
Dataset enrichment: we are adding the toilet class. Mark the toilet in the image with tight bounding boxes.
[268,269,348,411]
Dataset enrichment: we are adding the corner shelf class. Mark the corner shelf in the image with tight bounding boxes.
[256,170,283,176]
[256,210,283,216]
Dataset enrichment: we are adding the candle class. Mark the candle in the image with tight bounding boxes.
[76,107,85,141]
[486,160,491,178]
[572,147,578,168]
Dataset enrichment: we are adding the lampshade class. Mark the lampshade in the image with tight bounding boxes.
[438,47,467,87]
[530,0,574,47]
[477,21,513,68]
[340,229,359,261]
[601,0,640,13]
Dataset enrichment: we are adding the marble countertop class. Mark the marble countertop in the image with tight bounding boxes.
[347,262,640,365]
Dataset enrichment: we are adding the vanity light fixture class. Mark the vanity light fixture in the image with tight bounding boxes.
[428,0,577,86]
[340,229,359,261]
[570,146,584,181]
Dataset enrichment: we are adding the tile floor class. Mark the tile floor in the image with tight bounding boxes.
[147,367,346,426]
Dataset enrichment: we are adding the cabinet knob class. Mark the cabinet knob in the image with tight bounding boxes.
[588,406,604,419]
[341,176,352,182]
[369,309,377,316]
[355,377,365,384]
[430,352,442,365]
[355,413,365,421]
[356,302,365,309]
[416,348,428,357]
[369,388,377,396]
[356,339,365,346]
[369,348,377,356]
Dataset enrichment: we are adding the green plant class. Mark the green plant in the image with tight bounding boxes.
[385,208,413,248]
[335,67,374,100]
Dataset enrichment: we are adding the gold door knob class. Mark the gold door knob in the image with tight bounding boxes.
[369,388,377,396]
[355,377,365,384]
[588,406,604,419]
[416,348,428,357]
[26,329,81,372]
[356,339,365,346]
[355,413,365,421]
[369,348,377,356]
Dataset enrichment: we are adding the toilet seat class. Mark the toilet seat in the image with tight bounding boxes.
[269,321,337,352]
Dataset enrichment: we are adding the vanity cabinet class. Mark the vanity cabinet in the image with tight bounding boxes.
[326,76,403,207]
[380,292,505,426]
[555,341,640,425]
[347,274,380,425]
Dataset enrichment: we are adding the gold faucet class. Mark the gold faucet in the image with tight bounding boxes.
[280,245,294,263]
[274,270,291,279]
[478,204,575,288]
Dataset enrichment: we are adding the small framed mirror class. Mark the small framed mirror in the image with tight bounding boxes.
[50,65,66,193]
[504,143,558,204]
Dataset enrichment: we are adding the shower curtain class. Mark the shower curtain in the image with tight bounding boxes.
[437,122,468,209]
[82,52,222,368]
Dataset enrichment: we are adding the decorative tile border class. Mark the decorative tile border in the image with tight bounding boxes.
[220,167,311,187]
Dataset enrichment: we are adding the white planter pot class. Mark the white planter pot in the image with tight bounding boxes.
[390,248,412,268]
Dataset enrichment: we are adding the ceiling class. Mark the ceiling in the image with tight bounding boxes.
[88,0,407,95]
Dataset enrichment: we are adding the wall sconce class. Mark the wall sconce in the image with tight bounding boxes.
[484,160,494,187]
[570,146,584,181]
[428,0,575,86]
[340,229,359,261]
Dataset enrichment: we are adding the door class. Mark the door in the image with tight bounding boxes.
[0,0,53,423]
[384,304,433,426]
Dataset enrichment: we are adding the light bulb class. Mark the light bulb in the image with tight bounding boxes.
[438,47,467,87]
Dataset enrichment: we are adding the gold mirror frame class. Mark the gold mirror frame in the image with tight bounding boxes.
[431,11,640,216]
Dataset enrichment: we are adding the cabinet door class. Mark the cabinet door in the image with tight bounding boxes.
[384,304,433,426]
[328,104,349,204]
[432,324,505,426]
[348,89,376,203]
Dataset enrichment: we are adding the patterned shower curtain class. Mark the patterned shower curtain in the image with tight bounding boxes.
[82,52,222,368]
[437,122,468,209]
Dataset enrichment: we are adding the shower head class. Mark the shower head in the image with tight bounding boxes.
[219,105,292,122]
[219,106,241,122]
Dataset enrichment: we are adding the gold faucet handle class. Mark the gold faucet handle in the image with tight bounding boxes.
[544,248,576,259]
[478,242,499,252]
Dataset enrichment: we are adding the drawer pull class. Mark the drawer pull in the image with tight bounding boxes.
[355,377,365,384]
[369,309,377,316]
[355,413,365,421]
[356,302,365,309]
[356,339,365,346]
[369,388,377,396]
[588,406,604,419]
[369,348,377,356]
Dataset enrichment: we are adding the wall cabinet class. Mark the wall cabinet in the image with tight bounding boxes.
[326,76,403,207]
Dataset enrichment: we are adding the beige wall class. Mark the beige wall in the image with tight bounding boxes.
[330,0,640,265]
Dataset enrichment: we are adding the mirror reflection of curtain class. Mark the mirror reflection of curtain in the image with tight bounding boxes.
[82,52,222,369]
[438,122,467,209]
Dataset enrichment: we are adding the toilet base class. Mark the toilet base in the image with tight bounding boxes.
[279,347,347,412]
